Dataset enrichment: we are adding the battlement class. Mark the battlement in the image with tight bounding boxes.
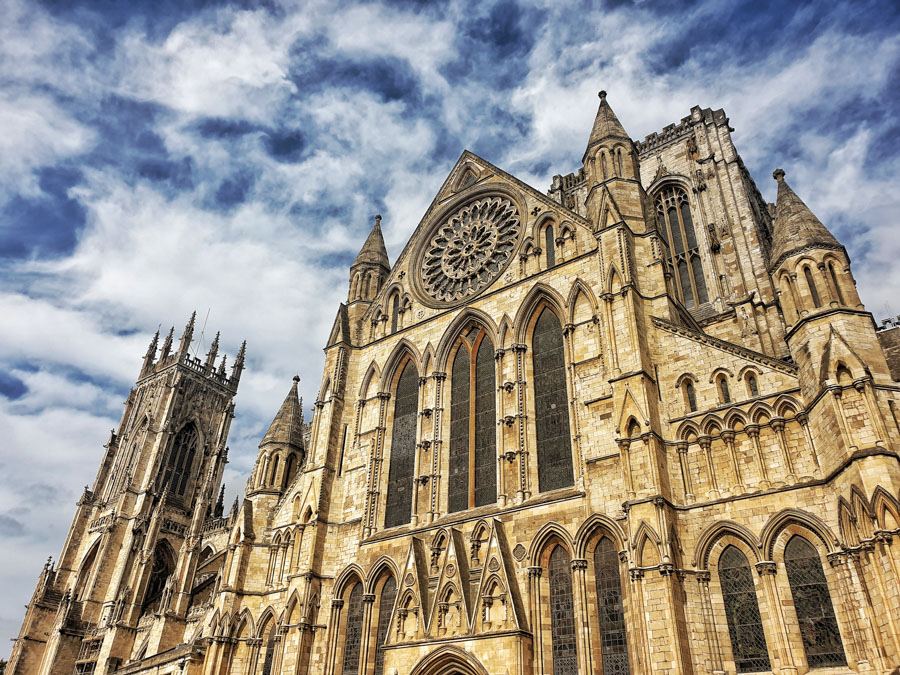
[634,106,729,156]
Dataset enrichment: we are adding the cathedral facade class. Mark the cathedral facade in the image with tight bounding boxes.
[9,93,900,675]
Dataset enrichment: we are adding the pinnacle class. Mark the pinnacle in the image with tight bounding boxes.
[260,377,305,449]
[770,168,840,269]
[352,214,390,271]
[584,89,631,161]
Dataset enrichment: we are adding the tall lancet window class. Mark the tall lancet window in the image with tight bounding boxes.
[784,537,846,668]
[549,546,578,675]
[719,546,770,673]
[594,536,629,673]
[384,362,418,528]
[341,582,364,675]
[448,327,497,512]
[163,422,198,497]
[533,308,574,492]
[373,576,397,675]
[656,186,709,308]
[545,225,556,267]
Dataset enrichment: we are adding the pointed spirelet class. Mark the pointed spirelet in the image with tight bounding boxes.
[179,311,197,354]
[583,90,632,161]
[231,340,247,384]
[352,214,391,271]
[144,330,160,359]
[160,327,175,360]
[261,376,305,449]
[769,169,841,269]
[217,354,228,377]
[205,331,220,369]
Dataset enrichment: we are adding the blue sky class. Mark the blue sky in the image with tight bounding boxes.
[1,0,898,645]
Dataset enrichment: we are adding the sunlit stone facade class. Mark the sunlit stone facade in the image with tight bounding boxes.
[10,93,900,675]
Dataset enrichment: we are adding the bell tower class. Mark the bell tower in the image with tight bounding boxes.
[9,313,244,675]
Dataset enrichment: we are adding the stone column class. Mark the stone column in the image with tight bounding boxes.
[697,571,724,674]
[527,566,544,674]
[771,419,796,482]
[796,412,819,470]
[755,561,798,674]
[677,442,694,502]
[746,426,770,489]
[323,598,344,675]
[358,593,376,674]
[721,430,744,493]
[617,439,635,499]
[827,552,865,669]
[699,436,719,498]
[571,558,593,675]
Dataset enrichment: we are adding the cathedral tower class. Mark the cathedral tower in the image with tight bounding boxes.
[9,315,243,675]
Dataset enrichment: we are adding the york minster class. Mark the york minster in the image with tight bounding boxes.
[10,92,900,675]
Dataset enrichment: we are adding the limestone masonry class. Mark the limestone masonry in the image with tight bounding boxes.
[10,92,900,675]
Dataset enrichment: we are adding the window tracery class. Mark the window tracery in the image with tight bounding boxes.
[341,582,364,675]
[594,536,629,674]
[718,546,770,672]
[656,186,708,308]
[549,546,577,675]
[374,576,397,675]
[384,362,418,528]
[784,536,845,668]
[163,423,197,497]
[532,308,574,492]
[420,196,520,305]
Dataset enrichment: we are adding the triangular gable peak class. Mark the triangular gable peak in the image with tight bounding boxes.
[470,519,526,632]
[360,151,595,328]
[426,529,472,638]
[392,537,431,642]
[818,326,868,388]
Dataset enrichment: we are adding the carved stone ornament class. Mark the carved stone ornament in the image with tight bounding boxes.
[488,557,501,572]
[405,573,415,587]
[419,195,521,306]
[513,543,527,561]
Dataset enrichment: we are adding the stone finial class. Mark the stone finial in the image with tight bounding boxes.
[375,214,382,225]
[773,168,785,182]
[293,374,300,383]
[599,90,607,100]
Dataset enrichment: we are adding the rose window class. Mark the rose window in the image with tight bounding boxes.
[421,196,520,304]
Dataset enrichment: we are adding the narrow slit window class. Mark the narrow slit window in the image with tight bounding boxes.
[545,226,556,267]
[804,267,822,308]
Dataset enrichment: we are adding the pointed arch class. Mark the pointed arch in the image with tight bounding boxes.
[574,513,627,558]
[606,264,623,294]
[774,395,801,418]
[677,420,701,441]
[761,508,839,559]
[701,415,723,437]
[409,646,489,675]
[512,282,567,343]
[379,339,422,392]
[333,564,366,599]
[528,521,575,567]
[724,409,749,431]
[871,485,900,531]
[358,361,382,399]
[256,605,278,638]
[366,555,401,594]
[850,485,874,539]
[383,357,419,528]
[632,521,662,567]
[567,279,598,324]
[837,497,860,546]
[421,342,435,375]
[497,315,513,349]
[73,537,102,600]
[748,402,775,425]
[693,520,762,568]
[434,307,500,371]
[285,589,302,623]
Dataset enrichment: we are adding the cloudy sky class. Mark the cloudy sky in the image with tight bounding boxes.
[1,0,898,644]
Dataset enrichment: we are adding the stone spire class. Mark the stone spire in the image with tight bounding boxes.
[352,214,390,272]
[583,90,631,161]
[261,376,305,449]
[178,311,196,355]
[769,169,841,269]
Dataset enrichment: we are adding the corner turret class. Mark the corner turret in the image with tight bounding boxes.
[348,214,390,304]
[250,376,306,495]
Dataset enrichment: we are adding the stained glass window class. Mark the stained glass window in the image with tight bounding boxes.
[448,346,470,513]
[685,380,697,412]
[385,363,417,528]
[656,187,708,308]
[546,226,556,267]
[374,577,397,675]
[784,537,846,668]
[549,546,578,675]
[594,536,629,674]
[533,309,574,492]
[341,583,364,675]
[718,546,770,673]
[449,331,497,512]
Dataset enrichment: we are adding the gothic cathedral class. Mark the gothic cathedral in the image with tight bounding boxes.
[10,93,900,675]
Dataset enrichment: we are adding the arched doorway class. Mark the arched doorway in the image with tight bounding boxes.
[410,647,489,675]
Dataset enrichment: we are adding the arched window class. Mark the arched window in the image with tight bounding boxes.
[341,582,364,675]
[163,423,198,497]
[373,576,397,675]
[804,267,822,308]
[270,455,280,485]
[828,262,845,305]
[684,380,697,413]
[784,536,845,668]
[532,309,574,492]
[390,294,400,333]
[545,225,556,267]
[260,620,277,675]
[836,364,853,385]
[601,152,608,181]
[282,454,295,488]
[449,329,497,512]
[594,536,629,674]
[142,542,174,613]
[384,362,418,528]
[718,376,731,404]
[746,374,759,398]
[718,546,770,673]
[617,148,624,177]
[656,186,709,308]
[549,546,577,675]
